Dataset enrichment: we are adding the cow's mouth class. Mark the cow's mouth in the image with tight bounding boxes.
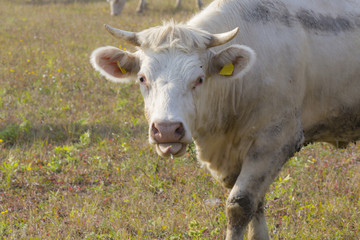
[156,143,188,157]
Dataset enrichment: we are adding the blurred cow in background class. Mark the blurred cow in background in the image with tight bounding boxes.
[107,0,202,15]
[107,0,124,15]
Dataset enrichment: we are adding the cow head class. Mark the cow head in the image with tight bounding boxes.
[91,23,255,157]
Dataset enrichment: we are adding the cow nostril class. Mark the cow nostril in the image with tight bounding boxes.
[151,123,160,137]
[175,124,185,138]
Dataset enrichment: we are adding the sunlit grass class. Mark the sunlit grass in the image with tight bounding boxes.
[0,0,359,239]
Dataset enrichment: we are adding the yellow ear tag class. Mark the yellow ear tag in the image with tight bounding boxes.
[117,61,127,74]
[219,62,234,76]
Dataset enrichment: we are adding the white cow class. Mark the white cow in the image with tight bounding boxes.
[91,0,360,239]
[107,0,202,15]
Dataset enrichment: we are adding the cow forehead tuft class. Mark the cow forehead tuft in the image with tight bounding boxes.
[137,22,212,53]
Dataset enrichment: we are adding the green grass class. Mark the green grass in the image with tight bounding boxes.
[1,0,359,239]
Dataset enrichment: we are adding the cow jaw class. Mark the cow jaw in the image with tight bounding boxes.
[156,143,187,157]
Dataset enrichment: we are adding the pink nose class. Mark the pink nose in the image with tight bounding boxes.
[151,121,185,143]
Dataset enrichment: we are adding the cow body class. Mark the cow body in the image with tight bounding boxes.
[188,0,360,186]
[107,0,202,15]
[92,0,360,239]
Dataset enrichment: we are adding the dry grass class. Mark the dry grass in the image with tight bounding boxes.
[0,0,359,239]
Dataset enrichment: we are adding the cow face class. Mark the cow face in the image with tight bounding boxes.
[91,24,255,157]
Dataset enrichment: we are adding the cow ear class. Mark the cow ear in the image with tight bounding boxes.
[209,45,255,79]
[90,46,140,83]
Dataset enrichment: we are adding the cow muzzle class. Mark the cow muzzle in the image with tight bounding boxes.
[150,121,190,157]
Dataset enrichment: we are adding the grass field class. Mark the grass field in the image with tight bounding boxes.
[1,0,359,239]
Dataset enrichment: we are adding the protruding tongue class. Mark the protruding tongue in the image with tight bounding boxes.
[158,143,183,155]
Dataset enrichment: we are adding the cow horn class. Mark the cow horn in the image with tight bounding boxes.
[206,27,239,48]
[104,24,141,46]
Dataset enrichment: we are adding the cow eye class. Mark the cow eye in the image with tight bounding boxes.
[138,75,147,85]
[193,76,204,89]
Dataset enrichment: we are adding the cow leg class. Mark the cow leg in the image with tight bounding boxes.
[225,161,275,239]
[175,0,182,9]
[225,167,273,240]
[247,200,269,240]
[109,0,126,16]
[197,0,202,9]
[136,0,147,13]
[225,122,303,239]
[226,197,269,239]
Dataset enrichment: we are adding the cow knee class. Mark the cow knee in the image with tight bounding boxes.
[226,194,254,228]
